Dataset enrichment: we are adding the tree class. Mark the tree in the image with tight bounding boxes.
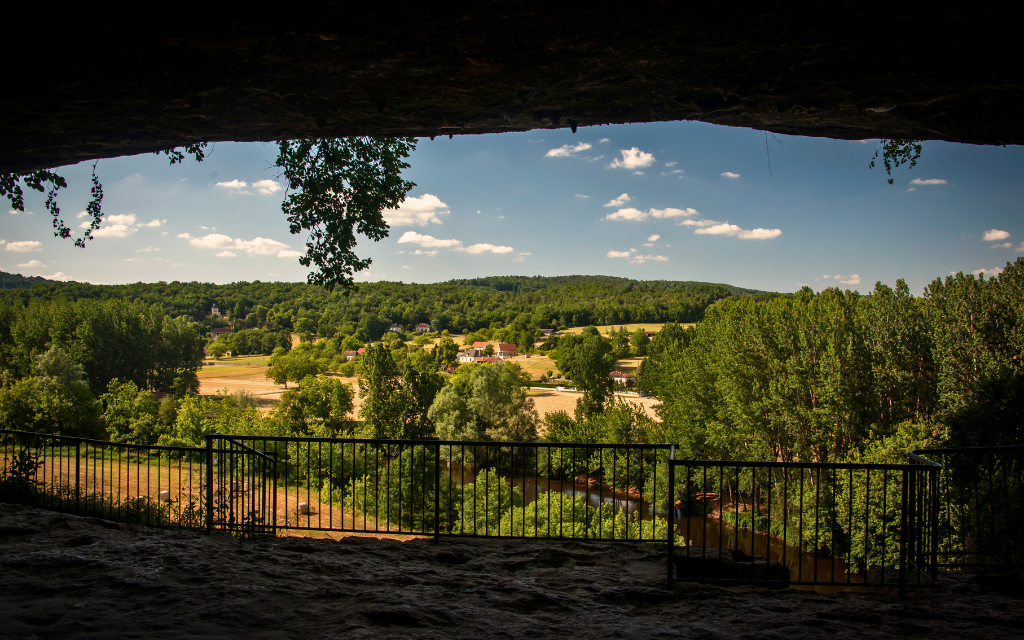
[265,346,324,389]
[208,341,230,360]
[277,137,417,291]
[277,374,356,435]
[0,347,103,438]
[630,328,650,357]
[433,337,459,371]
[553,332,615,417]
[428,361,539,442]
[358,343,407,439]
[101,378,162,444]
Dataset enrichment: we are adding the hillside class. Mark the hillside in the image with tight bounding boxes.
[0,271,775,333]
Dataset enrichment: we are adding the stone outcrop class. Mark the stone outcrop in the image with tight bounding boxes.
[673,546,790,584]
[2,6,1021,173]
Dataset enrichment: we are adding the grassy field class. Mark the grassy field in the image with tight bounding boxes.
[559,322,694,336]
[206,355,272,366]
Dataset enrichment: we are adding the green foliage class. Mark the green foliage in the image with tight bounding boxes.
[630,327,650,357]
[101,379,161,444]
[278,374,356,436]
[264,346,326,388]
[870,139,924,185]
[276,137,418,291]
[428,361,539,443]
[358,343,407,439]
[0,347,103,438]
[433,337,459,370]
[552,331,615,417]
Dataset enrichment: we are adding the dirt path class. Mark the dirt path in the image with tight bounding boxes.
[1,503,1021,639]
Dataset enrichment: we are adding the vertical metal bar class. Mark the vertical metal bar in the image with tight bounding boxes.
[667,459,675,587]
[205,435,214,533]
[75,441,81,514]
[434,443,441,542]
[899,468,908,594]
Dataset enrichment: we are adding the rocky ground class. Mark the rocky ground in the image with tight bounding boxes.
[1,502,1021,639]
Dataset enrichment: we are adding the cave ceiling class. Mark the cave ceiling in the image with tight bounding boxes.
[2,5,1019,174]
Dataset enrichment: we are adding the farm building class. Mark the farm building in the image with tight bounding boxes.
[388,324,402,333]
[610,371,637,388]
[497,343,518,359]
[415,322,431,333]
[210,327,232,342]
[472,341,488,350]
[458,348,482,363]
[342,350,359,361]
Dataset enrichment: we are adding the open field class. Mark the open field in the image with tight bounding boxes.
[529,389,660,424]
[560,322,695,336]
[206,354,272,366]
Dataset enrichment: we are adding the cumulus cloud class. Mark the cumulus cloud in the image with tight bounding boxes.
[821,274,862,285]
[650,207,698,219]
[16,260,45,268]
[665,162,677,167]
[139,219,163,227]
[513,251,531,263]
[678,219,719,227]
[252,179,282,195]
[720,172,741,179]
[76,211,90,218]
[973,267,1003,278]
[41,272,73,282]
[464,243,514,254]
[1017,242,1024,252]
[216,251,237,258]
[402,265,412,269]
[215,179,248,190]
[545,142,592,157]
[277,250,303,258]
[178,232,299,258]
[136,246,160,253]
[605,208,648,221]
[599,138,610,143]
[5,241,42,252]
[609,147,655,170]
[574,194,589,198]
[693,223,782,239]
[413,249,438,256]
[993,242,1012,249]
[607,250,632,258]
[910,178,947,186]
[386,194,450,226]
[630,254,668,264]
[396,231,462,248]
[982,229,1010,241]
[603,193,632,207]
[647,234,661,242]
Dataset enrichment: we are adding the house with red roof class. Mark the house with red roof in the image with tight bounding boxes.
[496,343,518,359]
[472,341,488,350]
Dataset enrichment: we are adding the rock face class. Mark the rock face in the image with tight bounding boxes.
[2,6,1022,173]
[673,546,790,584]
[2,502,1023,638]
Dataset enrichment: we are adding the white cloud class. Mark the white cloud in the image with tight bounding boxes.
[107,214,137,225]
[629,254,668,264]
[464,243,514,254]
[603,193,632,207]
[5,241,43,252]
[720,172,741,179]
[693,223,782,239]
[252,179,282,195]
[647,234,661,242]
[982,229,1010,241]
[215,179,247,190]
[396,231,462,248]
[665,162,677,167]
[402,265,412,269]
[386,194,450,226]
[650,207,698,219]
[609,147,655,170]
[1017,243,1024,252]
[973,267,1003,278]
[678,219,719,227]
[993,243,1012,249]
[822,274,862,285]
[139,219,162,227]
[607,250,632,258]
[15,260,45,268]
[413,249,438,256]
[906,188,916,192]
[605,208,648,221]
[574,194,589,198]
[909,178,947,186]
[277,250,303,258]
[545,142,593,157]
[495,215,505,219]
[179,232,298,258]
[136,246,160,253]
[76,211,90,218]
[665,169,683,174]
[41,272,73,282]
[123,257,143,262]
[9,210,19,215]
[598,138,610,143]
[513,251,531,263]
[215,251,237,258]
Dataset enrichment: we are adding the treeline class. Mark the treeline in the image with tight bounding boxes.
[641,258,1024,463]
[0,273,772,338]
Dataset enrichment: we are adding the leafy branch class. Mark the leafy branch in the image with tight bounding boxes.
[870,139,923,185]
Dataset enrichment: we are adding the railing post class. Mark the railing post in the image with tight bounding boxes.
[434,443,441,543]
[75,441,80,514]
[206,434,214,534]
[930,465,940,584]
[899,469,909,595]
[272,453,278,537]
[667,449,675,588]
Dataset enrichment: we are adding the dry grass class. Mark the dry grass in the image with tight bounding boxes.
[559,322,694,337]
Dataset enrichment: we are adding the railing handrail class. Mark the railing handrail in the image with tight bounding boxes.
[0,428,204,454]
[912,445,1024,455]
[209,433,278,462]
[669,456,939,472]
[204,434,674,449]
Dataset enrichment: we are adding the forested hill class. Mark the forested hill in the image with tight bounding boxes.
[0,271,51,289]
[0,272,774,334]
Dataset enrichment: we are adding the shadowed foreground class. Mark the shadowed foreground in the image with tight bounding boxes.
[0,503,1020,639]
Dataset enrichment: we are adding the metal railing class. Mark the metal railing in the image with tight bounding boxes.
[1,429,207,528]
[667,455,942,589]
[207,434,673,543]
[206,435,278,537]
[911,446,1024,570]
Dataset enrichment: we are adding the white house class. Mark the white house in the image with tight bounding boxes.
[415,322,431,333]
[210,303,221,317]
[496,343,518,359]
[388,323,402,333]
[458,348,482,363]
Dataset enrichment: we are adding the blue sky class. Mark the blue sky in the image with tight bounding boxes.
[2,120,1022,294]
